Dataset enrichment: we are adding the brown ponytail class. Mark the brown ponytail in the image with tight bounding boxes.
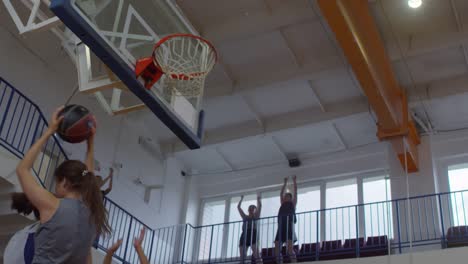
[55,160,111,236]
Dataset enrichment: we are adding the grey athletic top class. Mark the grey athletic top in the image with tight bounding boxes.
[33,198,96,264]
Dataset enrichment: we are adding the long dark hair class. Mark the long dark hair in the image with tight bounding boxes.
[54,160,111,236]
[11,192,39,220]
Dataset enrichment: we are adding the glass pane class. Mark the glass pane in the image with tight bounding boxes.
[199,200,225,261]
[325,179,357,240]
[296,186,321,244]
[363,176,393,238]
[256,191,281,252]
[448,165,468,226]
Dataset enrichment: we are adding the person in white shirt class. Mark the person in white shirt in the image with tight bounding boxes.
[4,193,40,264]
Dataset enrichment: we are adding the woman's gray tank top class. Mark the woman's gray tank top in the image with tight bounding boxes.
[33,198,96,264]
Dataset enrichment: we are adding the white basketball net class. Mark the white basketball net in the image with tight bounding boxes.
[153,35,217,98]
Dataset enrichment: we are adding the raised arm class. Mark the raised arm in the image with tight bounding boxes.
[87,249,93,264]
[238,195,247,219]
[255,194,262,218]
[85,128,96,172]
[280,177,287,204]
[103,239,123,264]
[16,107,62,223]
[102,168,113,185]
[134,228,149,264]
[101,168,113,195]
[292,175,298,207]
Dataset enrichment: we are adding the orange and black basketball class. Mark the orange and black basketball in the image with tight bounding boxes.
[57,105,96,143]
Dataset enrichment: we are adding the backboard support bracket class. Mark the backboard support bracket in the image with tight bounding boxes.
[50,0,203,149]
[3,0,62,34]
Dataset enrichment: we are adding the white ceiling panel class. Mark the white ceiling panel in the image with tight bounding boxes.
[204,64,234,93]
[309,71,362,104]
[273,123,344,155]
[203,95,256,130]
[244,79,319,117]
[176,0,267,28]
[175,148,231,173]
[267,0,314,12]
[218,31,295,67]
[217,136,285,169]
[281,21,338,66]
[334,113,378,148]
[393,47,468,86]
[425,93,468,130]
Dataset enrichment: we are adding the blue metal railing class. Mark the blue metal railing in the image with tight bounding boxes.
[2,76,468,263]
[180,190,468,263]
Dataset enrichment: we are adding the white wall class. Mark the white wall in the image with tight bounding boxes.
[193,143,388,199]
[388,136,438,200]
[0,23,187,229]
[181,175,200,226]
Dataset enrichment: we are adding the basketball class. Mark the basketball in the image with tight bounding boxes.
[57,104,97,143]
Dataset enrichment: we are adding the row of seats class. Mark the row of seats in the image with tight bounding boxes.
[446,226,468,248]
[253,236,388,263]
[247,226,468,263]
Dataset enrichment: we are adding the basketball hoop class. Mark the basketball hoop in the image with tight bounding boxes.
[135,33,218,97]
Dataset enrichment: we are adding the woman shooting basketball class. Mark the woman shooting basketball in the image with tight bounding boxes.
[16,106,110,263]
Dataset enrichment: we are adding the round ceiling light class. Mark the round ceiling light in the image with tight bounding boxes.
[408,0,422,8]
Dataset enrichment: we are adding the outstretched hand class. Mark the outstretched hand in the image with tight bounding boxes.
[46,106,64,135]
[109,239,123,253]
[134,228,146,249]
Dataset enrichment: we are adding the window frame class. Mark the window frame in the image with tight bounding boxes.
[197,170,392,255]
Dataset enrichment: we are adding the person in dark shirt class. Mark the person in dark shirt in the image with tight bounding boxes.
[275,176,297,263]
[238,194,263,263]
[95,167,113,197]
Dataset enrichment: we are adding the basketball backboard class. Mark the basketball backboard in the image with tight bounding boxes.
[50,0,205,149]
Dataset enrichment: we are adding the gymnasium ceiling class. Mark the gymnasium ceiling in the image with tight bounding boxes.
[166,0,468,174]
[2,0,468,175]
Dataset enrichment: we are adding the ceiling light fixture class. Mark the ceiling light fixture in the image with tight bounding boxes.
[408,0,422,8]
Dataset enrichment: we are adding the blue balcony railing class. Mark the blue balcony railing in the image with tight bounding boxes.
[1,76,468,263]
[181,190,468,263]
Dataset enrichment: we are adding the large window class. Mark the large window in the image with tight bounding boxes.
[199,200,225,260]
[448,164,468,226]
[325,179,358,240]
[257,190,281,250]
[363,176,393,238]
[198,171,396,257]
[296,186,321,243]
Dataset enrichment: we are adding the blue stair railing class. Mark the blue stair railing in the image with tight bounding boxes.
[0,76,183,263]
